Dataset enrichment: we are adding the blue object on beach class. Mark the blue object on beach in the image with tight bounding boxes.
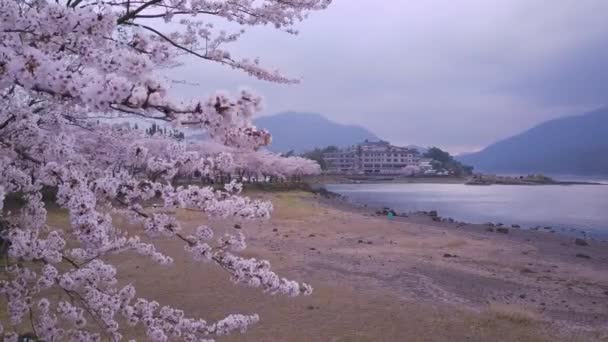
[387,212,394,220]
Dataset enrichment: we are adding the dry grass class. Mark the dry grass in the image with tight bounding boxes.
[440,239,468,249]
[263,191,318,221]
[486,303,541,325]
[445,304,571,342]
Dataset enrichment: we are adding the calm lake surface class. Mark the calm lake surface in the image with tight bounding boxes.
[326,183,608,238]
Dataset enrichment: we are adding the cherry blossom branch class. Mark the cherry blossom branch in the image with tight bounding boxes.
[0,115,15,130]
[0,0,324,339]
[116,0,162,24]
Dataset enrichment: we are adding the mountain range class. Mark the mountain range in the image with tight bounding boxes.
[458,107,608,175]
[253,112,378,153]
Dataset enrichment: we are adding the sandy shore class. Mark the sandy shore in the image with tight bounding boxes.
[36,191,608,341]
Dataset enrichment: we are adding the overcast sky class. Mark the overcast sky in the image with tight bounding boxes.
[168,0,608,154]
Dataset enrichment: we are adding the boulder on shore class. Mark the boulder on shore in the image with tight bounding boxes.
[376,208,397,216]
[575,238,589,246]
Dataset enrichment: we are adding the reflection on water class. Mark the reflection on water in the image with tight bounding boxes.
[326,183,608,238]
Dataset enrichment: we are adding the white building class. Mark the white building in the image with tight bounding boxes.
[418,158,434,171]
[323,140,421,175]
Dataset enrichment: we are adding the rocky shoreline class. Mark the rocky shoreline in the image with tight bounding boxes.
[305,190,608,327]
[269,191,608,337]
[317,182,607,242]
[317,187,608,290]
[315,182,608,258]
[326,193,606,244]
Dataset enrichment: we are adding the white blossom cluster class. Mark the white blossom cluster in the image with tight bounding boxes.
[0,0,328,340]
[187,143,322,182]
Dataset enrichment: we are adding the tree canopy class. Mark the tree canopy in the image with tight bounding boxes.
[424,147,474,176]
[301,146,339,170]
[0,0,328,340]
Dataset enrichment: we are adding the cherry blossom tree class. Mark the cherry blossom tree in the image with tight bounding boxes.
[183,142,321,186]
[0,0,328,340]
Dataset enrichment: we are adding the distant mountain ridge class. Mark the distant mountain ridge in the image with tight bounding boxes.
[254,112,378,153]
[458,107,608,175]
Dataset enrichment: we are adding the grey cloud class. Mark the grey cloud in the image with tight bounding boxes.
[167,0,608,153]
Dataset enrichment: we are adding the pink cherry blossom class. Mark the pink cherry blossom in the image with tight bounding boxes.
[0,0,327,340]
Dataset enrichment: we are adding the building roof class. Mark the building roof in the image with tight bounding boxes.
[323,140,420,157]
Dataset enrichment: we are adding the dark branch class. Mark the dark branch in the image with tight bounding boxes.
[116,0,162,24]
[0,115,16,130]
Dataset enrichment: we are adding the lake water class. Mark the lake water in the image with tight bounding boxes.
[325,183,608,238]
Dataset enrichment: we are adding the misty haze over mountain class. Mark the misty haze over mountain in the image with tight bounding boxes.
[255,108,608,176]
[254,112,378,153]
[458,107,608,175]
